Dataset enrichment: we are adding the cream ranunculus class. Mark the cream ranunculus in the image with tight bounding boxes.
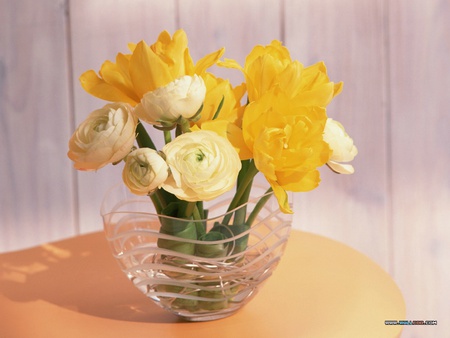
[323,118,358,174]
[133,75,206,126]
[68,103,137,171]
[122,148,169,195]
[161,130,241,201]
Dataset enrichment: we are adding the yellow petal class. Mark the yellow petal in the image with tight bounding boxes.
[199,120,252,160]
[245,40,291,66]
[197,73,241,124]
[153,29,191,78]
[99,57,139,103]
[217,58,244,71]
[333,81,344,97]
[79,70,138,105]
[295,83,335,107]
[277,169,321,192]
[246,54,280,101]
[269,180,293,214]
[195,48,225,75]
[127,42,137,52]
[129,41,173,97]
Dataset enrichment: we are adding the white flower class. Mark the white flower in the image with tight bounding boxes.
[323,118,358,174]
[161,130,241,201]
[133,75,206,126]
[68,103,137,171]
[122,148,169,195]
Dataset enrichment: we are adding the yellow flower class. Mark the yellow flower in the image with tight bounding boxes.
[80,29,224,106]
[219,40,342,106]
[194,73,244,124]
[242,91,331,213]
[191,73,252,160]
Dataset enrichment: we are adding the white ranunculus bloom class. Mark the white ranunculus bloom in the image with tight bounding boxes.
[133,75,206,126]
[68,103,137,171]
[323,118,358,174]
[161,130,241,201]
[122,148,169,195]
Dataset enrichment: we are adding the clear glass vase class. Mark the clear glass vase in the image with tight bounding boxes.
[101,184,292,321]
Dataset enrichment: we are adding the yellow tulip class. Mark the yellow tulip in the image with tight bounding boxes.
[242,91,331,213]
[80,29,224,106]
[219,40,342,107]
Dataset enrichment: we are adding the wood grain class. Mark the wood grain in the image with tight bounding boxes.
[178,0,283,86]
[389,0,450,336]
[285,0,391,269]
[0,0,76,251]
[68,0,177,233]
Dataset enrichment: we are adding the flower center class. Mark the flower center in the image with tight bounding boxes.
[196,150,205,162]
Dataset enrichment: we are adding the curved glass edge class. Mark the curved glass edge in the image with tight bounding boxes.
[100,183,288,223]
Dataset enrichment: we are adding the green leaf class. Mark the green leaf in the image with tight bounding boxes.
[210,223,250,255]
[212,96,225,120]
[196,231,228,258]
[157,202,197,255]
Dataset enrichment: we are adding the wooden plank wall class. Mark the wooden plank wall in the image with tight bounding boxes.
[1,0,448,336]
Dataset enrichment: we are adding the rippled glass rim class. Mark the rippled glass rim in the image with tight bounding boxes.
[100,183,274,224]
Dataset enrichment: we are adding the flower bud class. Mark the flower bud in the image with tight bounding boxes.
[133,75,206,126]
[323,118,358,174]
[122,148,169,195]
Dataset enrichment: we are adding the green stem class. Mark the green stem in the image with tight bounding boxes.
[193,205,206,238]
[177,116,191,134]
[222,160,259,225]
[136,121,156,150]
[245,188,273,226]
[196,201,205,219]
[135,121,170,214]
[179,201,196,219]
[164,130,172,144]
[233,176,253,225]
[149,193,163,214]
[155,189,168,210]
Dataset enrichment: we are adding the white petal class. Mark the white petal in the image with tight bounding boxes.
[327,161,355,175]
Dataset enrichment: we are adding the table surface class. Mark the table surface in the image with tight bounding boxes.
[0,230,405,338]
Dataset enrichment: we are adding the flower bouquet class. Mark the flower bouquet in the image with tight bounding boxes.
[68,29,357,320]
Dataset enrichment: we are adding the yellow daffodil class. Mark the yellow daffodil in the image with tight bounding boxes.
[242,91,331,213]
[219,40,342,106]
[80,29,224,106]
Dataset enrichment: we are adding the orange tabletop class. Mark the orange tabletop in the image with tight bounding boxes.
[0,230,405,338]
